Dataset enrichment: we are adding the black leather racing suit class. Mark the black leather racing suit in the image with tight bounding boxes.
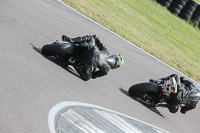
[179,77,198,114]
[67,35,111,81]
[155,74,198,114]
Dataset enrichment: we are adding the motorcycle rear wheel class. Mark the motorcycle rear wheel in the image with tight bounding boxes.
[42,43,75,56]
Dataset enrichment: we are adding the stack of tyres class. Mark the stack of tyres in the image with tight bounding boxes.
[168,0,187,16]
[157,0,173,8]
[191,5,200,26]
[179,0,198,21]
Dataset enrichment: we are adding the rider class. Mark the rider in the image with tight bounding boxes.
[150,74,199,114]
[62,35,124,81]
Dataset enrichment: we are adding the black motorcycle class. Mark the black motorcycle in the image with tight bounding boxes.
[128,77,200,112]
[42,40,89,66]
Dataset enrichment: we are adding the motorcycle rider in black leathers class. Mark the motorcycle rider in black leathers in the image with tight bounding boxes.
[150,74,199,114]
[62,35,124,81]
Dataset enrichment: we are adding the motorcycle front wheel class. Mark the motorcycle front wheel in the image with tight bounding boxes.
[128,82,158,96]
[128,82,159,104]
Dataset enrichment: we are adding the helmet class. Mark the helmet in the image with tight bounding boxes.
[107,54,124,69]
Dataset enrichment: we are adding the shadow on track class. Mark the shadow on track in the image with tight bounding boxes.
[119,87,165,118]
[30,43,80,79]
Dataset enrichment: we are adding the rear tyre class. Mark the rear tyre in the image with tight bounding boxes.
[42,43,75,56]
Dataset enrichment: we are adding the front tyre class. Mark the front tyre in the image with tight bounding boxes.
[128,82,158,96]
[128,82,159,105]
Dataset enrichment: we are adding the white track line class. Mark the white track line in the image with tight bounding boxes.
[48,101,169,133]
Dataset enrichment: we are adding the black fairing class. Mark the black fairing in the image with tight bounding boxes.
[188,90,200,101]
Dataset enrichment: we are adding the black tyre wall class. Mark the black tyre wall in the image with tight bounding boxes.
[173,0,188,6]
[156,0,200,28]
[193,5,200,16]
[179,13,191,20]
[171,1,184,10]
[157,0,173,8]
[187,0,198,8]
[168,1,185,16]
[178,0,198,21]
[191,5,200,25]
[168,6,181,16]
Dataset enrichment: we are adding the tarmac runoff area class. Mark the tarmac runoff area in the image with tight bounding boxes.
[48,101,169,133]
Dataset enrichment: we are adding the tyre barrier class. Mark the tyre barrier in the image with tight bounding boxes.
[191,5,200,26]
[179,0,198,21]
[168,0,187,16]
[157,0,173,8]
[156,0,200,28]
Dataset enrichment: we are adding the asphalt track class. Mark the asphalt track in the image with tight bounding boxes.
[0,0,199,133]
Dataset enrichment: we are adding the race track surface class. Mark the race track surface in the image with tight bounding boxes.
[0,0,199,133]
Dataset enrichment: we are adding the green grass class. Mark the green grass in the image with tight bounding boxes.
[196,0,200,3]
[62,0,200,83]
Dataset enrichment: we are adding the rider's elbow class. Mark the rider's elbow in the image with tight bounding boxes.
[82,78,90,81]
[81,75,91,81]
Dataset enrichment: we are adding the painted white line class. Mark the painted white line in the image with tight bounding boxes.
[48,101,169,133]
[61,109,106,133]
[94,109,143,133]
[56,0,198,84]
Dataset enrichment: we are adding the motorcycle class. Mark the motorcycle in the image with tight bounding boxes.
[128,77,200,111]
[42,40,89,66]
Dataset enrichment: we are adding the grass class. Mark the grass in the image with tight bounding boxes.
[196,0,200,3]
[62,0,200,83]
